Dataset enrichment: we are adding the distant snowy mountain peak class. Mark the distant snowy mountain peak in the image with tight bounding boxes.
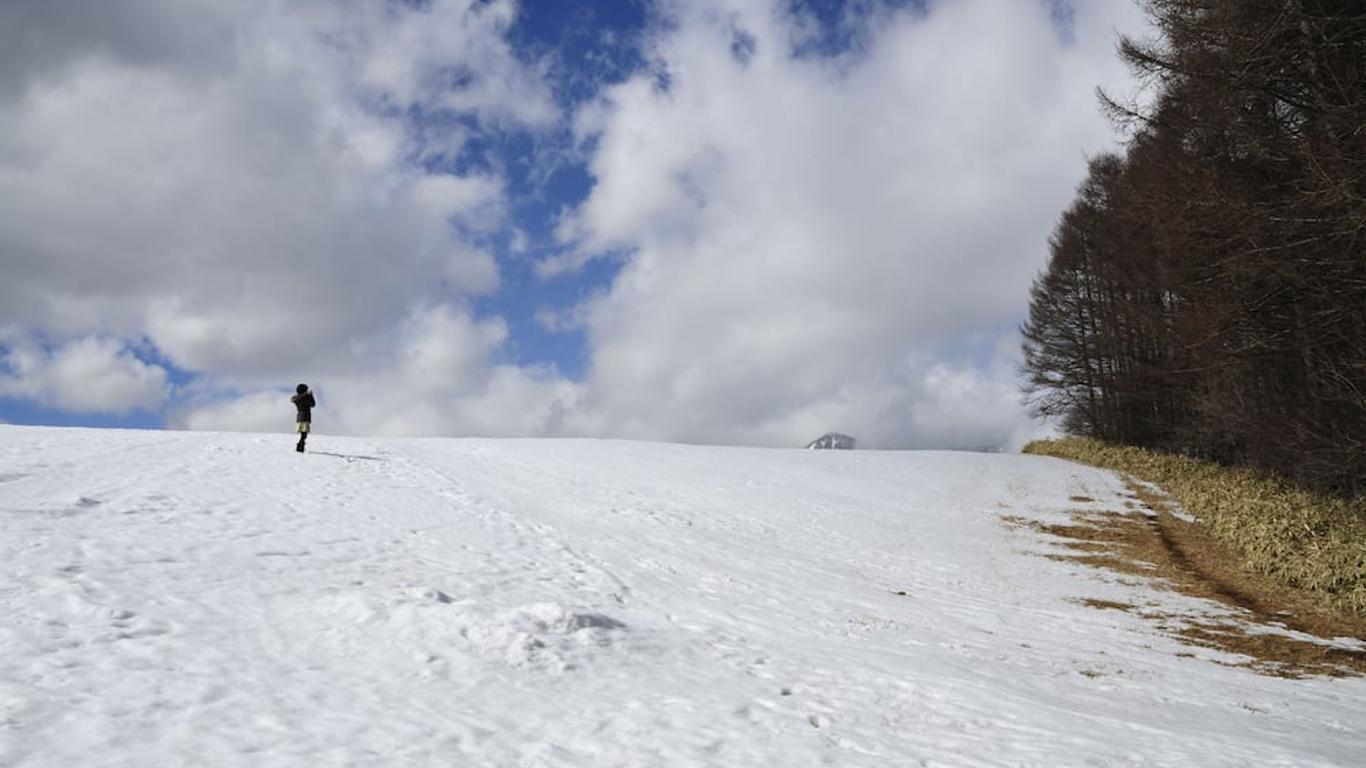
[806,432,856,449]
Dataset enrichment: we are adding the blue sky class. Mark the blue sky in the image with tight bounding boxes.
[0,0,1148,447]
[399,1,647,376]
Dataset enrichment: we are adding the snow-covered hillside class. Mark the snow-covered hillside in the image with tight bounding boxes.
[1,426,1362,766]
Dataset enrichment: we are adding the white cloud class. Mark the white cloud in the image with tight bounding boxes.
[175,390,289,434]
[0,0,240,100]
[171,304,584,438]
[0,0,550,381]
[0,332,168,414]
[547,0,1149,448]
[333,0,556,128]
[0,0,591,438]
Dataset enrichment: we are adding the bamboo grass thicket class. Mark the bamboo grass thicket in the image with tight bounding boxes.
[1024,437,1366,617]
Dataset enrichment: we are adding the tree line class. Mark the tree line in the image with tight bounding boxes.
[1022,0,1366,493]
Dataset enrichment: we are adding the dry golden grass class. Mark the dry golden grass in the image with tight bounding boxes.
[1023,438,1366,617]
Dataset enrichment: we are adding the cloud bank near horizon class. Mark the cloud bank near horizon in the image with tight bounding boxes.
[0,0,1148,449]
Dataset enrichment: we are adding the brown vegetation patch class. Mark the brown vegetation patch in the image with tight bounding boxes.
[1005,483,1366,678]
[1168,620,1366,679]
[1075,598,1136,613]
[1069,495,1096,503]
[1010,510,1166,579]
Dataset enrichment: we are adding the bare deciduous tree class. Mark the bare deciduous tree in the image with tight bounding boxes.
[1023,0,1366,492]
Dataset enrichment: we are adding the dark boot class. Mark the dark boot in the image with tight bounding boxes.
[296,435,307,452]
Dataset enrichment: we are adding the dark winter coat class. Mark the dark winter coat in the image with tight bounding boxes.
[292,391,315,423]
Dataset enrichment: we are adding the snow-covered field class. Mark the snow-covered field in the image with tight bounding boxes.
[1,425,1362,767]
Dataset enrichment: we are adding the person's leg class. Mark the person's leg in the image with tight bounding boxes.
[296,422,308,452]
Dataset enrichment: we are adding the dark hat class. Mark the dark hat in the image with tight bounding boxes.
[296,383,308,394]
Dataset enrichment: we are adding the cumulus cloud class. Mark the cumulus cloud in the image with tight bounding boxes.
[174,390,289,434]
[549,0,1148,448]
[0,332,168,414]
[0,0,549,381]
[0,0,238,100]
[170,304,583,438]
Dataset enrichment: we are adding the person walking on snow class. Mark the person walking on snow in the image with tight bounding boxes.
[291,383,315,453]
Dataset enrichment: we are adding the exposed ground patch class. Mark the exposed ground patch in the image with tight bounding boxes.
[1004,483,1366,678]
[1024,438,1366,617]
